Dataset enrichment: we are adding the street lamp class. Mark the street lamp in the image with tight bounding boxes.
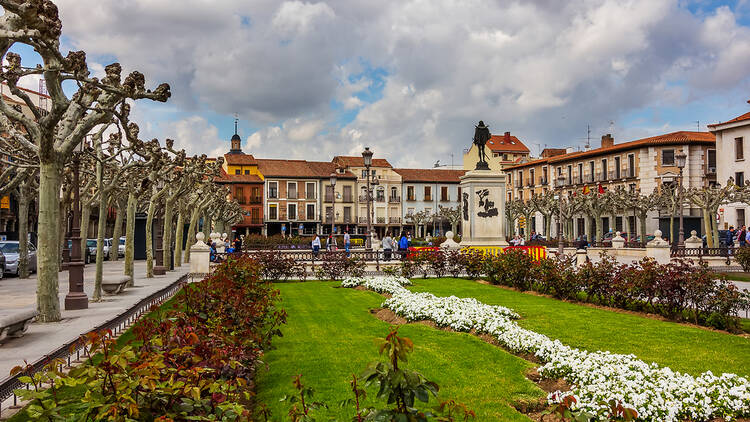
[362,147,374,250]
[675,150,687,248]
[329,172,337,235]
[557,175,566,255]
[65,139,88,310]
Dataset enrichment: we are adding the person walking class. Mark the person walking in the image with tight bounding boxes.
[726,226,735,251]
[312,234,321,257]
[738,225,747,247]
[398,232,409,259]
[344,230,351,257]
[382,231,393,261]
[233,235,241,252]
[327,234,337,252]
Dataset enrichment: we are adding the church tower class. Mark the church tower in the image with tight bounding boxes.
[229,116,242,154]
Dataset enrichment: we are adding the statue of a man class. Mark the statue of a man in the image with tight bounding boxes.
[473,120,491,170]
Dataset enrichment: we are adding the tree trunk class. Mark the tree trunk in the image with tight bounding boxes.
[202,212,210,239]
[17,183,30,278]
[162,200,174,271]
[110,199,124,262]
[174,203,185,267]
[185,204,200,264]
[145,199,156,278]
[124,191,136,286]
[36,161,62,322]
[702,208,713,248]
[544,213,552,239]
[594,212,603,243]
[93,191,108,301]
[80,202,92,257]
[639,212,648,242]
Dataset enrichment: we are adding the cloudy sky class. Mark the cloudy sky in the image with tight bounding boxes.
[9,0,750,167]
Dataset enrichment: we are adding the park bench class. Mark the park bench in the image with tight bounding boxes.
[0,309,38,344]
[102,275,130,295]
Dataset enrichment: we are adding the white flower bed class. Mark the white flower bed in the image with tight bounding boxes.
[342,276,750,421]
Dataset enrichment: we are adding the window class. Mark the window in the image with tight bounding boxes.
[343,185,352,202]
[325,185,334,202]
[736,172,745,187]
[234,187,245,204]
[567,165,572,183]
[518,170,523,186]
[424,186,432,201]
[615,156,621,179]
[457,187,462,199]
[287,204,297,220]
[269,204,277,220]
[601,158,608,180]
[268,182,278,199]
[325,206,333,222]
[361,170,367,179]
[244,170,250,175]
[441,186,449,201]
[707,149,716,171]
[287,182,297,199]
[306,182,316,199]
[589,161,594,182]
[376,187,385,201]
[251,187,260,203]
[306,204,315,220]
[371,170,376,177]
[577,163,583,184]
[736,137,744,161]
[390,186,397,199]
[628,154,635,177]
[251,208,260,223]
[235,169,240,175]
[530,169,536,186]
[662,149,675,166]
[493,152,499,157]
[738,209,746,227]
[344,207,352,222]
[629,183,636,193]
[503,153,508,161]
[407,186,415,201]
[407,208,415,216]
[542,167,548,184]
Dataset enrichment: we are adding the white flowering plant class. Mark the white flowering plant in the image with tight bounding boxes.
[343,276,750,421]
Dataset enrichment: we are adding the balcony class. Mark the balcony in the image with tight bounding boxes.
[540,177,548,186]
[626,168,636,178]
[359,195,369,203]
[389,196,401,203]
[526,179,534,187]
[389,217,402,224]
[359,216,368,223]
[597,172,607,182]
[705,166,716,176]
[406,196,416,201]
[514,180,523,188]
[306,214,317,221]
[609,171,618,180]
[250,196,262,204]
[584,174,594,183]
[376,217,386,224]
[375,196,386,203]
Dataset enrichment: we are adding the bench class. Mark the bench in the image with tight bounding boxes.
[0,309,38,344]
[102,276,130,295]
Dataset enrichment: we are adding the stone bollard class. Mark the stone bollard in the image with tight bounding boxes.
[576,249,588,267]
[684,230,702,249]
[441,230,461,250]
[612,231,625,249]
[190,232,211,275]
[646,229,670,264]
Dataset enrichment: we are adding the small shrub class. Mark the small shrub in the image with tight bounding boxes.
[735,246,750,272]
[425,250,448,278]
[445,249,467,277]
[463,249,485,279]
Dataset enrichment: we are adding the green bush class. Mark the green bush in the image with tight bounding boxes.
[735,246,750,272]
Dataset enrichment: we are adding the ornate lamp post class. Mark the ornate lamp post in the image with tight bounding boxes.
[65,140,88,310]
[329,173,337,235]
[556,175,566,255]
[675,151,687,248]
[362,147,374,250]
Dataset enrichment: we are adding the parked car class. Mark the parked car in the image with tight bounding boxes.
[118,236,125,257]
[0,240,38,276]
[702,230,730,248]
[0,250,5,279]
[87,238,112,260]
[600,231,628,246]
[64,239,92,264]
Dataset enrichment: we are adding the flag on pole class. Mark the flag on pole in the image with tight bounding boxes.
[582,185,590,195]
[597,183,605,194]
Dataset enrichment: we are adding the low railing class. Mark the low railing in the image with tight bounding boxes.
[671,247,736,258]
[0,274,190,417]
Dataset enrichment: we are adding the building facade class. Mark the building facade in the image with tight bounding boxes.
[394,168,466,237]
[708,101,750,229]
[217,133,264,235]
[463,131,530,172]
[332,156,402,238]
[504,131,716,241]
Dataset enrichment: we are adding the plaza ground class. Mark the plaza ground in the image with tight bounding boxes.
[256,278,750,420]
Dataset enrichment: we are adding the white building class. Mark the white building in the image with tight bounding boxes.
[708,101,750,228]
[394,168,466,237]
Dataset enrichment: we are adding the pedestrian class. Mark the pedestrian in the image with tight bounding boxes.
[312,234,321,257]
[344,230,351,257]
[398,232,409,259]
[726,226,735,249]
[327,234,337,251]
[738,225,747,247]
[746,226,750,246]
[383,231,393,261]
[224,237,231,252]
[233,235,241,252]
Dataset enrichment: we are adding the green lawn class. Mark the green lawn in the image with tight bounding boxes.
[722,272,750,282]
[409,278,750,377]
[255,282,544,421]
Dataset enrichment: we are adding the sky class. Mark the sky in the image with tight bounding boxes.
[7,0,750,167]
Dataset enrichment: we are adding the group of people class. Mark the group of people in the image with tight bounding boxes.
[311,230,412,260]
[725,225,750,248]
[209,235,243,262]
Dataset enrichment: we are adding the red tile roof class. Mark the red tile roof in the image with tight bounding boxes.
[708,110,750,128]
[223,153,257,165]
[332,156,392,168]
[504,131,715,170]
[393,168,466,183]
[256,159,356,179]
[486,133,530,153]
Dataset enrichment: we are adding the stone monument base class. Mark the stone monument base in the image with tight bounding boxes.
[458,169,508,248]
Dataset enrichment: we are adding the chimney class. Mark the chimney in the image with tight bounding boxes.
[504,131,511,143]
[601,134,614,149]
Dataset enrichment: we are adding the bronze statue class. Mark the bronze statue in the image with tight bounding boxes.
[473,120,491,170]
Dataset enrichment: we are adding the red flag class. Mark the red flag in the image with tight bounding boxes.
[597,183,605,194]
[582,185,590,195]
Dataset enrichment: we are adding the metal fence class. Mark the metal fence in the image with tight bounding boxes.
[0,273,190,417]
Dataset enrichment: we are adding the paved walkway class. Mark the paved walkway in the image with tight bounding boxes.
[0,260,189,382]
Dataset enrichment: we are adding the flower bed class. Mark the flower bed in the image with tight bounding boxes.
[343,276,750,421]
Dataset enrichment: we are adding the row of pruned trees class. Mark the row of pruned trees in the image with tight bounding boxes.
[506,181,750,246]
[0,0,242,322]
[404,205,463,237]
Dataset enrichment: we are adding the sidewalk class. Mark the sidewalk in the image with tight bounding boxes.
[0,260,189,381]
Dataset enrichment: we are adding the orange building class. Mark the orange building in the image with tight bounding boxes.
[215,131,264,235]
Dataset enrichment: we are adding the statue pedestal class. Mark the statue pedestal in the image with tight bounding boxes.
[458,169,508,247]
